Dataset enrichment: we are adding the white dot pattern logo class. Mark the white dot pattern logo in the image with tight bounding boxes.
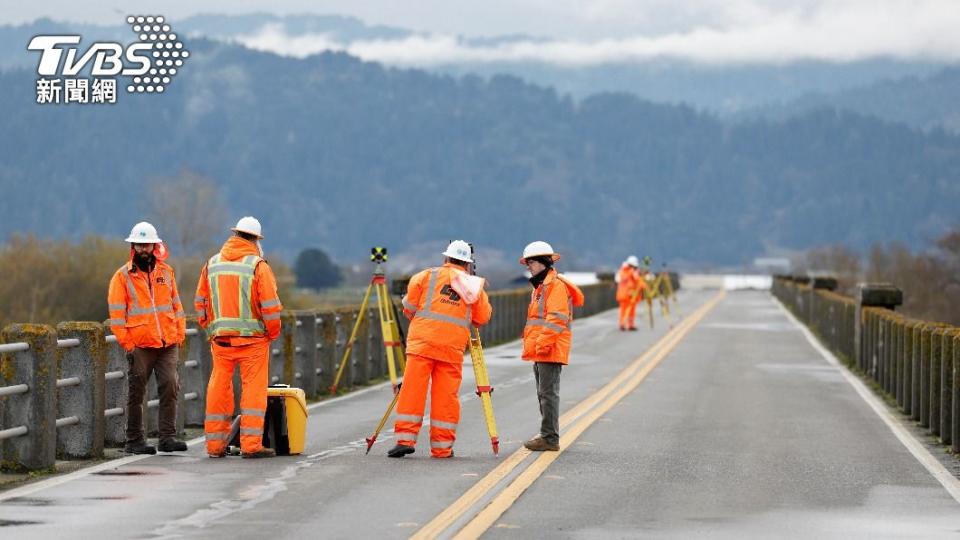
[125,15,189,95]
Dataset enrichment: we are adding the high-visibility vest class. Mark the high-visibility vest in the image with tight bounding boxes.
[107,261,185,350]
[205,254,267,337]
[403,265,492,363]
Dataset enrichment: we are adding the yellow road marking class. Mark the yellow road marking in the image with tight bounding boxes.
[453,290,725,539]
[411,291,725,539]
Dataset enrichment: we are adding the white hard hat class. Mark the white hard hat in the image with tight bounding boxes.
[626,255,640,267]
[231,216,263,238]
[519,240,560,265]
[125,222,162,243]
[442,240,474,263]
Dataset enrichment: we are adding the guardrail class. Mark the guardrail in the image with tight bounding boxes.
[0,279,618,471]
[772,275,959,458]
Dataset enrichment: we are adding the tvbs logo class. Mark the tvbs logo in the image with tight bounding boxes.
[27,15,189,104]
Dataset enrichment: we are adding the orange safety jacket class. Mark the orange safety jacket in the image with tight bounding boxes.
[522,269,585,365]
[194,236,283,345]
[402,263,493,363]
[616,264,645,303]
[107,257,186,351]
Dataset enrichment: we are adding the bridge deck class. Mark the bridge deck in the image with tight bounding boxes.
[1,290,957,538]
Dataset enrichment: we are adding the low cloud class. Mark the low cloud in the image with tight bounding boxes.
[233,3,960,66]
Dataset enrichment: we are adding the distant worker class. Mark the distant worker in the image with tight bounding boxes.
[388,240,493,458]
[519,241,584,452]
[616,255,646,331]
[195,217,283,459]
[107,222,187,455]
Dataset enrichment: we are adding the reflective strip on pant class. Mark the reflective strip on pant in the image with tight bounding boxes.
[395,414,423,424]
[206,432,229,441]
[430,440,454,449]
[395,433,418,444]
[430,419,457,431]
[206,414,231,422]
[240,428,263,436]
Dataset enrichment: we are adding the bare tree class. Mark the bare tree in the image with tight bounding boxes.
[146,169,228,258]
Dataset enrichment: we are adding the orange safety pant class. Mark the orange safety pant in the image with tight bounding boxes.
[204,340,269,455]
[618,300,638,329]
[393,354,463,458]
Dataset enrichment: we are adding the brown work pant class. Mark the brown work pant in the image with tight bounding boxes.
[126,345,180,443]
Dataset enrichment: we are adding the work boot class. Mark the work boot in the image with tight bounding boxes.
[241,447,276,459]
[523,436,559,452]
[124,441,157,455]
[158,439,188,452]
[387,444,415,458]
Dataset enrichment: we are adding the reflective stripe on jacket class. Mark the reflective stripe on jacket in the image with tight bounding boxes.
[402,263,493,363]
[107,259,185,351]
[521,269,585,365]
[194,236,283,344]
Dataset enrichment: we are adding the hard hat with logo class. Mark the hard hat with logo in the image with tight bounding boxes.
[519,240,560,265]
[125,222,162,243]
[626,255,640,267]
[442,240,474,263]
[231,216,263,238]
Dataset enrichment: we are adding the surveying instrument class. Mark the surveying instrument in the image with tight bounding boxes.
[363,243,501,456]
[329,247,406,396]
[633,257,679,329]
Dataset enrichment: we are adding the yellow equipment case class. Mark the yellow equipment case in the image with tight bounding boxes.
[263,384,308,455]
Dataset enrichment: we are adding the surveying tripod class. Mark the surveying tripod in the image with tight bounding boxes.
[364,244,500,456]
[329,247,406,396]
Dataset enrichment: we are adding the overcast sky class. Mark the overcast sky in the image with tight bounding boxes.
[6,1,960,65]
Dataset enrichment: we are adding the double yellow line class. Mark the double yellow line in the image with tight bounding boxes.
[413,290,726,539]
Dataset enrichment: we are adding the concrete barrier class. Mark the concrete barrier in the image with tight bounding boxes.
[55,322,106,459]
[1,324,58,471]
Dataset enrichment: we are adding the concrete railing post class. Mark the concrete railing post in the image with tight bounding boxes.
[294,312,318,398]
[368,307,384,381]
[930,328,945,436]
[941,330,957,446]
[353,309,370,386]
[103,337,128,446]
[952,333,960,455]
[56,322,106,459]
[180,322,206,427]
[1,324,57,471]
[919,325,934,427]
[269,313,296,386]
[316,311,336,395]
[334,308,353,391]
[854,283,903,376]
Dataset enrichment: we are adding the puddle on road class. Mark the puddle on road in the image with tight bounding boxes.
[2,496,54,506]
[83,495,131,501]
[93,469,161,476]
[0,519,43,527]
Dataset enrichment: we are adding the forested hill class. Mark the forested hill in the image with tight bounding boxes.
[1,39,958,267]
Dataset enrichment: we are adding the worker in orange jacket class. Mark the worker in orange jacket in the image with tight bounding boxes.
[195,217,283,459]
[616,255,646,331]
[107,222,187,455]
[388,240,493,459]
[519,241,585,452]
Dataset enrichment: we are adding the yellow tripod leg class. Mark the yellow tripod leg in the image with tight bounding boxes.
[469,327,500,456]
[329,279,374,395]
[376,281,408,391]
[365,388,401,454]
